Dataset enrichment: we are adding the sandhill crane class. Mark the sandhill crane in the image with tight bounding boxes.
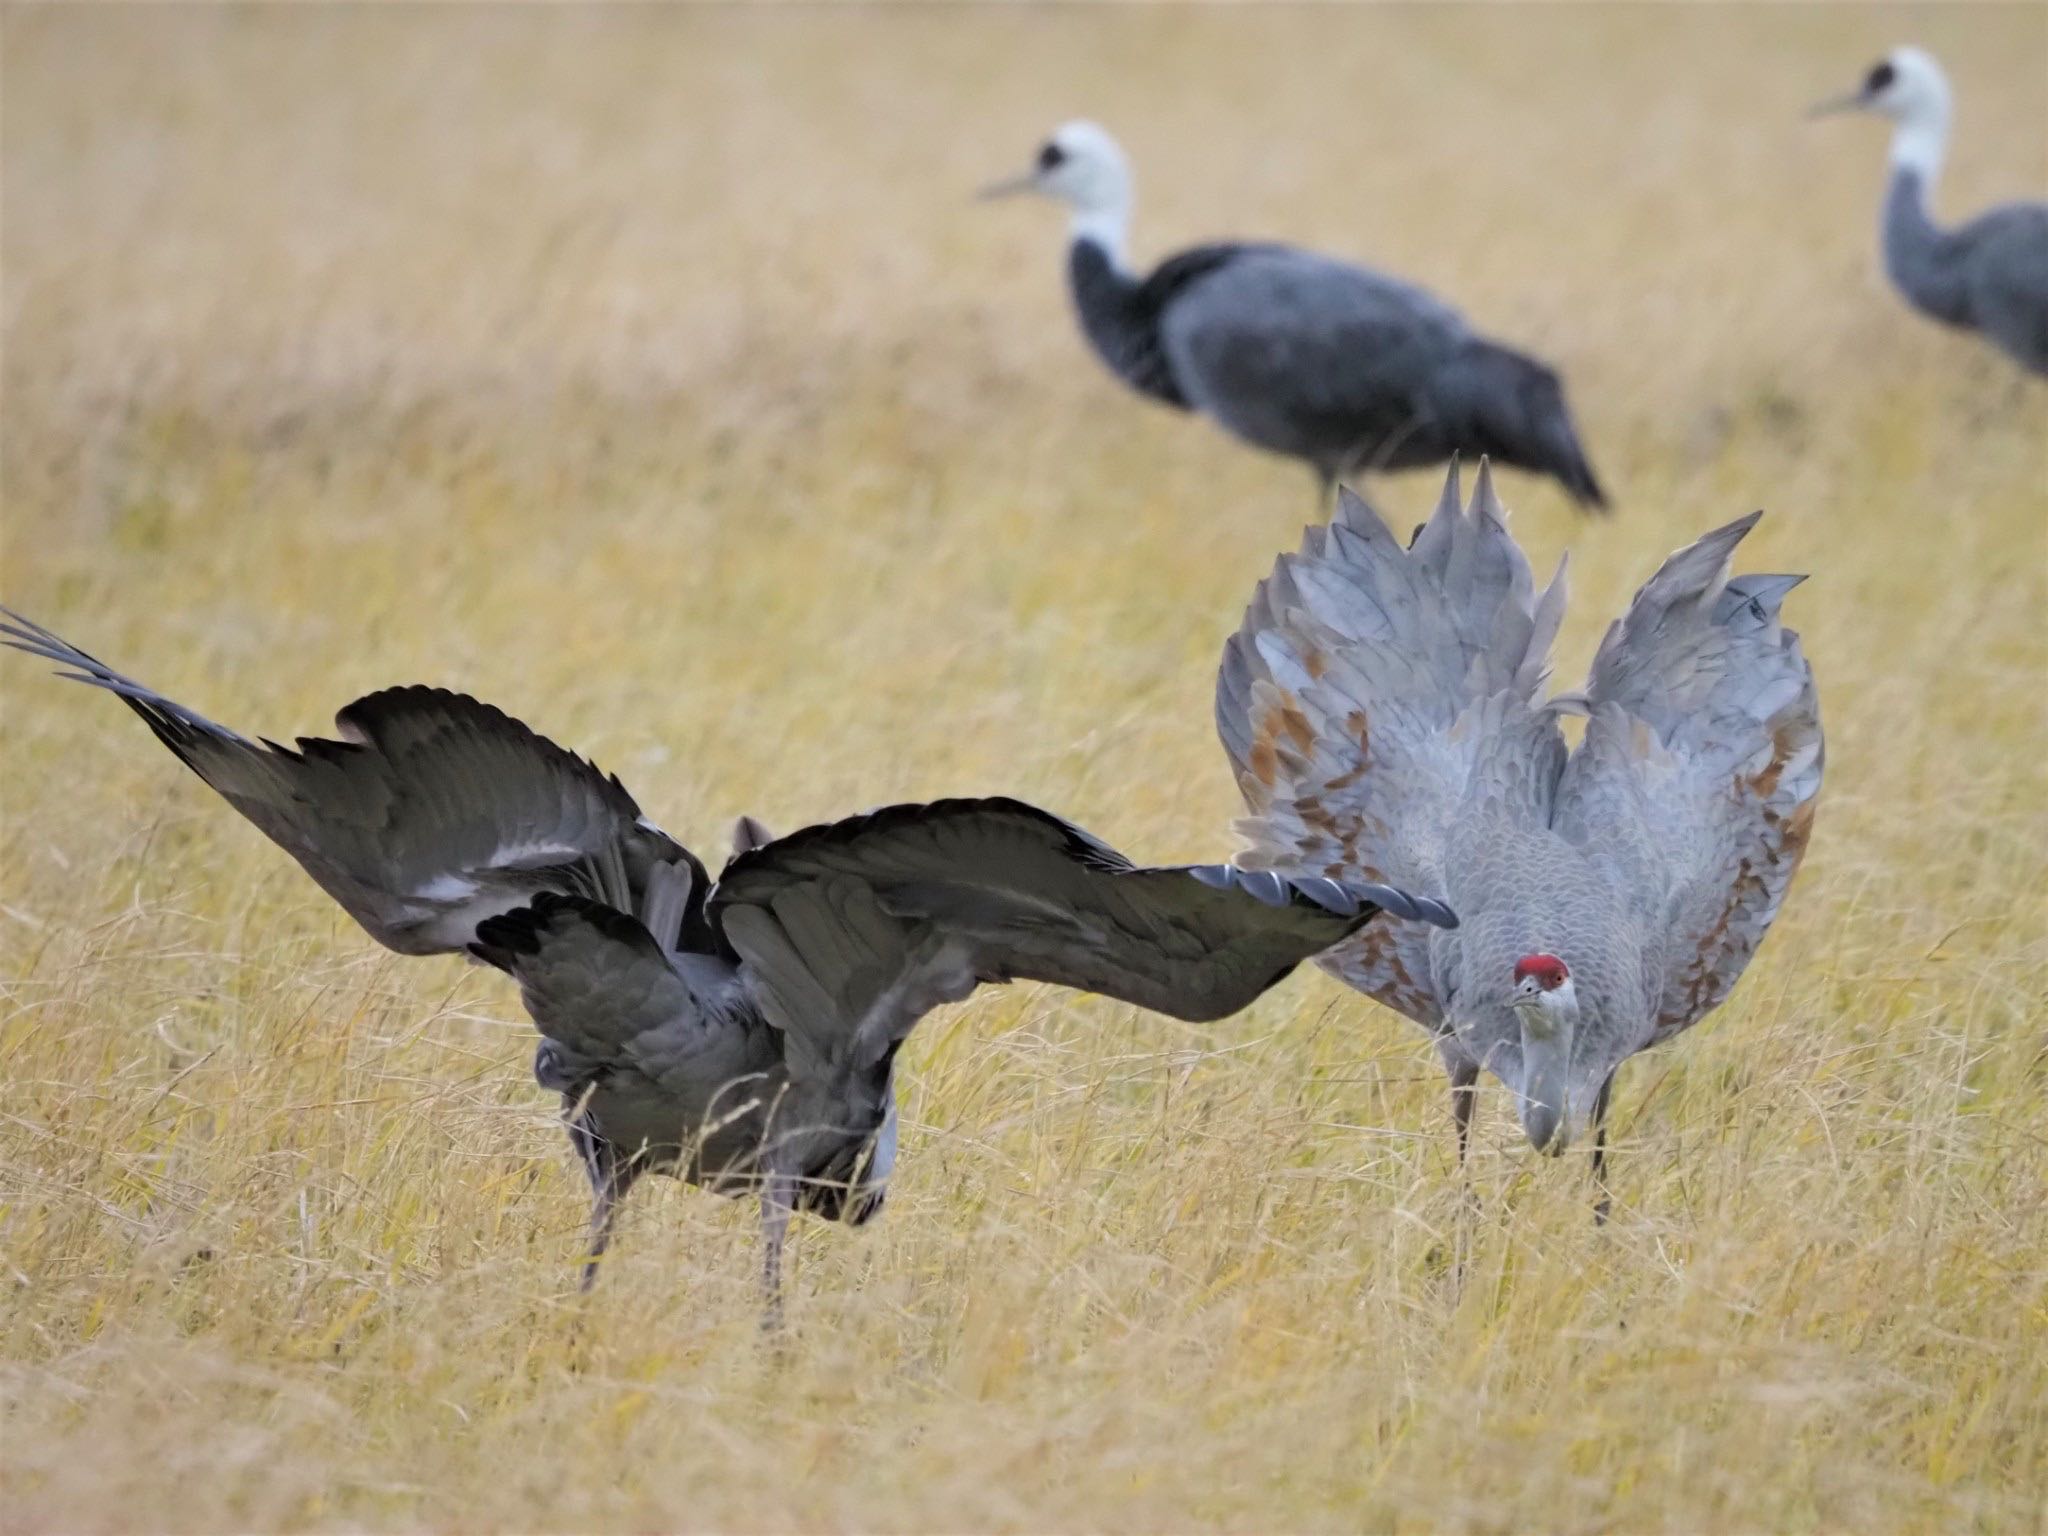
[1813,47,2048,376]
[982,121,1607,508]
[2,610,1454,1323]
[1215,464,1821,1215]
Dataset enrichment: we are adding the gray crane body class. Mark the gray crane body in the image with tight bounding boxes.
[1218,463,1823,1178]
[990,122,1607,507]
[1818,47,2048,376]
[1882,171,2048,373]
[1070,237,1601,500]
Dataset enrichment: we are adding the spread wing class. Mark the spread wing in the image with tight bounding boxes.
[706,796,1455,1083]
[1216,463,1566,1025]
[1,608,705,955]
[1550,515,1822,1041]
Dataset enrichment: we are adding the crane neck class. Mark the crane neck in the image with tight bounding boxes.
[1073,210,1138,274]
[1512,986,1583,1154]
[1515,985,1580,1043]
[1882,165,1970,326]
[1068,206,1132,273]
[1065,238,1193,410]
[1886,101,1950,196]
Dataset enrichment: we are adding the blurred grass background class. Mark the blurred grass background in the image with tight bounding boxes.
[2,5,2044,1531]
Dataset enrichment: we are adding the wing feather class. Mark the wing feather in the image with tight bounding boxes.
[707,797,1454,1082]
[1551,516,1822,1039]
[470,894,704,1063]
[0,608,703,954]
[1215,466,1563,1026]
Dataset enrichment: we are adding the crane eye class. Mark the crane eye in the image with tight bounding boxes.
[1865,60,1896,94]
[1037,142,1067,172]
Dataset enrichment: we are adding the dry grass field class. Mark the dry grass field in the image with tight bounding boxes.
[3,6,2045,1532]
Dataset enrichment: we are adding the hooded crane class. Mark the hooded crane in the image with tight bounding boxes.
[1812,47,2048,376]
[981,121,1607,509]
[1215,463,1821,1214]
[2,611,1454,1323]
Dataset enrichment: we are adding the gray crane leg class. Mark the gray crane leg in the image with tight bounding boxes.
[758,1169,798,1333]
[1435,1054,1484,1288]
[580,1172,626,1293]
[1448,1056,1481,1165]
[569,1123,637,1293]
[1590,1073,1616,1225]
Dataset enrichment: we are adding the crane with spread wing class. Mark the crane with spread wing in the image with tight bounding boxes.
[1217,463,1821,1213]
[4,611,1454,1323]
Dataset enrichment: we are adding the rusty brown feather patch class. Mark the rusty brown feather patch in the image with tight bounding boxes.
[1248,736,1279,788]
[1745,719,1807,799]
[1330,923,1434,1022]
[1279,700,1315,753]
[1317,710,1371,792]
[1779,796,1817,859]
[1667,773,1820,1031]
[1250,693,1317,789]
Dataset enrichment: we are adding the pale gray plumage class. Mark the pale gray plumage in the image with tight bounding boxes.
[984,121,1608,507]
[1216,462,1822,1210]
[3,609,1454,1320]
[1815,48,2048,376]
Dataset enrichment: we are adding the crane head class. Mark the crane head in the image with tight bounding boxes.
[1809,47,1951,130]
[977,121,1134,256]
[1509,954,1584,1155]
[1512,953,1570,1002]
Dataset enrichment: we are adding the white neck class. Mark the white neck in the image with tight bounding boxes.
[1888,103,1950,190]
[1069,205,1130,269]
[1516,984,1580,1038]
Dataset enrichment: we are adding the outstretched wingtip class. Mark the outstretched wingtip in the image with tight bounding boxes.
[1469,456,1507,528]
[0,605,95,671]
[1331,481,1383,538]
[1437,457,1465,522]
[1714,571,1809,632]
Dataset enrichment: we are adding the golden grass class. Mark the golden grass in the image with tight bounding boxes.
[3,6,2045,1532]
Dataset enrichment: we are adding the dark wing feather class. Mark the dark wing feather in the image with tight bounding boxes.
[1155,246,1605,507]
[1141,243,1285,313]
[470,895,770,1177]
[0,608,704,954]
[1159,247,1467,471]
[1959,201,2048,375]
[1070,241,1271,408]
[471,895,702,1064]
[1425,340,1607,509]
[708,797,1455,1083]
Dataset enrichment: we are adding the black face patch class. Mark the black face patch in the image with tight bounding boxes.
[1864,59,1896,95]
[1037,141,1067,172]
